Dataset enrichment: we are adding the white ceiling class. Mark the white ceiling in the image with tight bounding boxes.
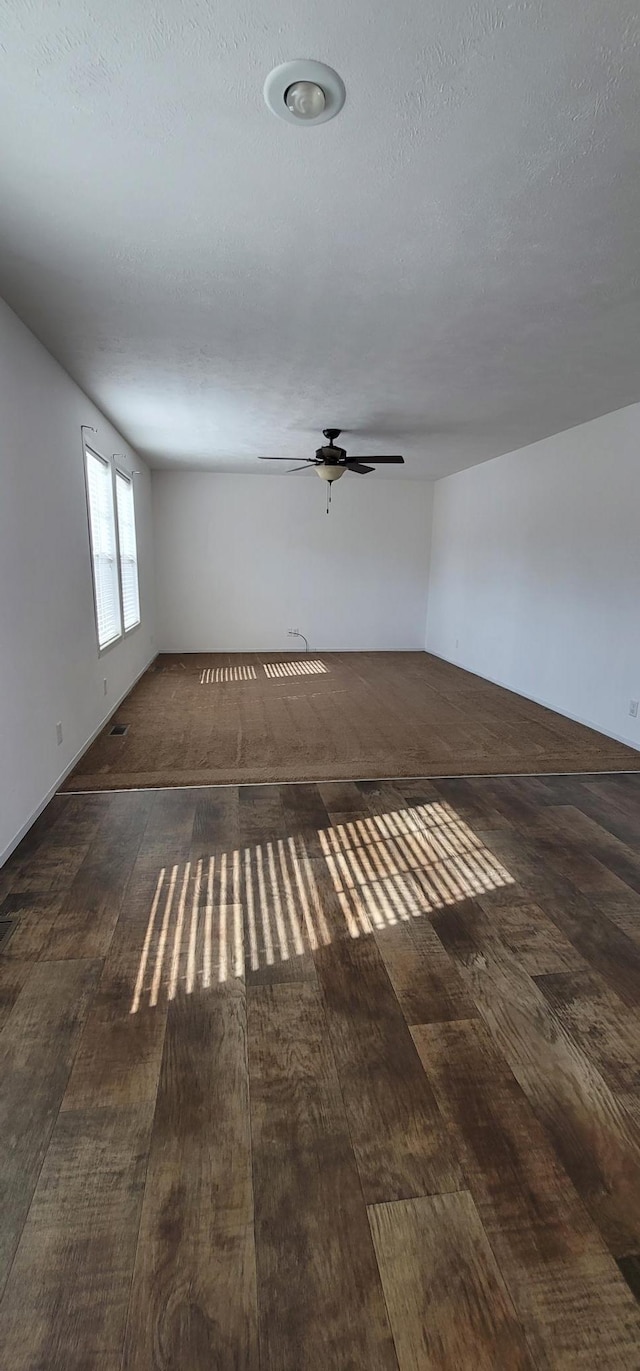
[1,0,640,478]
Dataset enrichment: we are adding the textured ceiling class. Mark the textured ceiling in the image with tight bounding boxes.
[1,0,640,476]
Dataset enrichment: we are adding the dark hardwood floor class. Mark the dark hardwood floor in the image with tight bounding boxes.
[1,773,640,1367]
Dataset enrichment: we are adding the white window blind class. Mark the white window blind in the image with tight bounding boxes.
[115,471,141,631]
[85,449,122,649]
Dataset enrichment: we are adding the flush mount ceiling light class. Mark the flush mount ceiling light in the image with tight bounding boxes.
[264,61,346,126]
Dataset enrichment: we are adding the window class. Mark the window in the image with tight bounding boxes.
[115,470,141,631]
[85,448,122,649]
[84,447,141,650]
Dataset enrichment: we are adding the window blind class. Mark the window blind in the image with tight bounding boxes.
[86,449,122,648]
[115,471,141,631]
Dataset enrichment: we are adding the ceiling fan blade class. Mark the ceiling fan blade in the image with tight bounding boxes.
[345,461,374,474]
[257,455,309,461]
[288,463,316,472]
[349,455,404,464]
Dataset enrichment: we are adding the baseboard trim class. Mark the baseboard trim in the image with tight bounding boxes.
[425,649,640,754]
[0,652,157,868]
[156,646,427,655]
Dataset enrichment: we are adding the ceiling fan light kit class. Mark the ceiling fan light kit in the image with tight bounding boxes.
[316,464,345,482]
[258,429,405,512]
[263,61,346,125]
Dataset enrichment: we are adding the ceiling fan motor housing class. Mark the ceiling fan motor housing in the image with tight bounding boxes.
[317,443,346,460]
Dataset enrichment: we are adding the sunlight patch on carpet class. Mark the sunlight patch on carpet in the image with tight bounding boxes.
[200,665,257,683]
[263,660,328,678]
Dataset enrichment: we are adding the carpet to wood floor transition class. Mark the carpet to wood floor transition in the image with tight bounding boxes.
[63,651,639,792]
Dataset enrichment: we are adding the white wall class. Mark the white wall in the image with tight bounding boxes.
[0,297,156,864]
[426,403,640,750]
[153,473,433,652]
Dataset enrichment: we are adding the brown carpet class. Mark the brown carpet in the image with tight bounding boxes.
[61,652,640,792]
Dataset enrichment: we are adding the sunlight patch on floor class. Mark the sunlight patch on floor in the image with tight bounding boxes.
[263,660,327,678]
[321,801,513,933]
[200,665,257,683]
[130,799,514,1011]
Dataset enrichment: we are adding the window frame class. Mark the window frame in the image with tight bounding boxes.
[114,465,141,635]
[83,441,142,655]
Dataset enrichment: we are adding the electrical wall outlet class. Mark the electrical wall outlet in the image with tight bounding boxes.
[103,678,108,696]
[56,722,63,745]
[629,699,639,718]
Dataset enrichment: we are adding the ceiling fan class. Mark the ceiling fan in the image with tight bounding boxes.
[258,429,405,510]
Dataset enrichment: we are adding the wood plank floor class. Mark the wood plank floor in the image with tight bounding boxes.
[62,651,640,791]
[1,774,640,1367]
